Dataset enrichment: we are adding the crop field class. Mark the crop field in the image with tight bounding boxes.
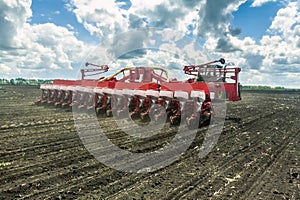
[0,85,299,199]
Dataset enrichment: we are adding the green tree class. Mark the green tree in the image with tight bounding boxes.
[10,79,15,85]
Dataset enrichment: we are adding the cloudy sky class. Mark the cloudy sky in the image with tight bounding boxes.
[0,0,299,88]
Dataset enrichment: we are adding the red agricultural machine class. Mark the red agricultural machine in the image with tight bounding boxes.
[35,58,241,128]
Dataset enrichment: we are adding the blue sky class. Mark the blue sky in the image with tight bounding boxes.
[30,0,282,42]
[30,0,97,43]
[0,0,299,88]
[232,1,284,40]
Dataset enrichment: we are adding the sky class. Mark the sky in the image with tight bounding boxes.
[0,0,299,88]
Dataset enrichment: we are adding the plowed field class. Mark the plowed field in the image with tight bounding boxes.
[0,85,299,199]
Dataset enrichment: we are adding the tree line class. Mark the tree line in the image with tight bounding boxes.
[241,85,300,91]
[241,85,285,90]
[0,78,53,85]
[1,78,298,91]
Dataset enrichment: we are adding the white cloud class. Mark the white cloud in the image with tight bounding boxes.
[0,0,299,88]
[66,0,299,87]
[68,0,203,41]
[0,63,11,73]
[66,24,74,30]
[268,1,300,36]
[65,0,205,64]
[251,0,277,7]
[0,0,93,79]
[199,0,300,88]
[68,0,128,38]
[262,1,300,69]
[0,0,32,48]
[197,0,247,52]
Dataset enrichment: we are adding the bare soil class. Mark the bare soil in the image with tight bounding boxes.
[0,85,299,199]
